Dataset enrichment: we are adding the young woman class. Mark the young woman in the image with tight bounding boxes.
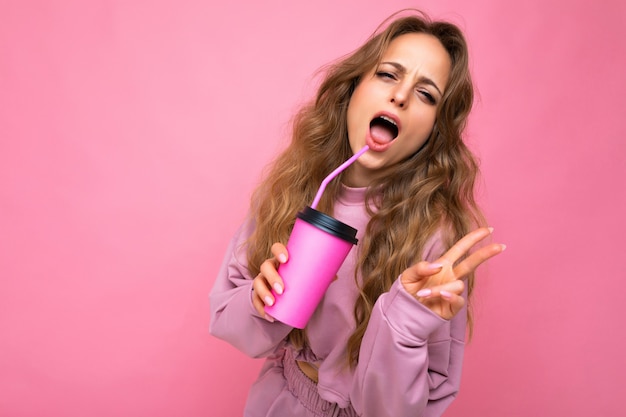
[210,10,505,417]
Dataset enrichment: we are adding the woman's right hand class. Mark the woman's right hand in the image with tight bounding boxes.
[252,242,288,322]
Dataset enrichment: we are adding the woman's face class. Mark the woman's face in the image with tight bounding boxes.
[345,33,451,187]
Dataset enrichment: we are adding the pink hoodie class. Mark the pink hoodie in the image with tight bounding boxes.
[210,186,467,416]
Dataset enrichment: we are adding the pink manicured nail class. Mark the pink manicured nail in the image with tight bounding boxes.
[417,289,431,297]
[428,263,444,270]
[440,290,452,299]
[264,296,274,306]
[278,253,287,263]
[273,283,283,295]
[264,314,275,323]
[500,244,507,251]
[488,227,494,233]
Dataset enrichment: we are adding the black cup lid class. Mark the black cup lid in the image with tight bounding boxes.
[296,206,358,245]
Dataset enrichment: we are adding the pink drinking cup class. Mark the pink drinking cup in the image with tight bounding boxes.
[264,206,358,329]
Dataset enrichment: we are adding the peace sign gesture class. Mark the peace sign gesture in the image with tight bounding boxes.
[401,227,506,320]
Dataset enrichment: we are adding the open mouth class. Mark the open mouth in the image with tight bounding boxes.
[369,115,399,143]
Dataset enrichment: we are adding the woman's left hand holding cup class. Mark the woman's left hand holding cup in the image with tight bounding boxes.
[252,243,288,322]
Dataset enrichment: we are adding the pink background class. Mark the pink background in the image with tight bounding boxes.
[1,0,625,416]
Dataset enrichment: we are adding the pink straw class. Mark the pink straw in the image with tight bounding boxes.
[310,145,369,209]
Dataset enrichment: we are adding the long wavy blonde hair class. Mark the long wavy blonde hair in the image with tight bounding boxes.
[246,10,485,367]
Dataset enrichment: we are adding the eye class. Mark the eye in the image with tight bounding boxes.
[417,89,436,105]
[376,71,397,81]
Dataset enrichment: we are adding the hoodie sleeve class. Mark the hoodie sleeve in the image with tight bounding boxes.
[350,236,467,417]
[209,219,293,358]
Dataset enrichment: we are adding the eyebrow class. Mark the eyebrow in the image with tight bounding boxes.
[379,61,444,97]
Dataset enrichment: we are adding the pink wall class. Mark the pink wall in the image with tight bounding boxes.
[1,1,624,416]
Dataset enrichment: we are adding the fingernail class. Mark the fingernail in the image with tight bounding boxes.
[440,290,452,299]
[264,314,275,323]
[488,227,494,233]
[417,289,431,297]
[428,262,444,270]
[278,253,287,263]
[273,283,283,295]
[264,296,274,306]
[500,244,507,251]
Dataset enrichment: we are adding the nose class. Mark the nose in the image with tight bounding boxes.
[390,82,410,109]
